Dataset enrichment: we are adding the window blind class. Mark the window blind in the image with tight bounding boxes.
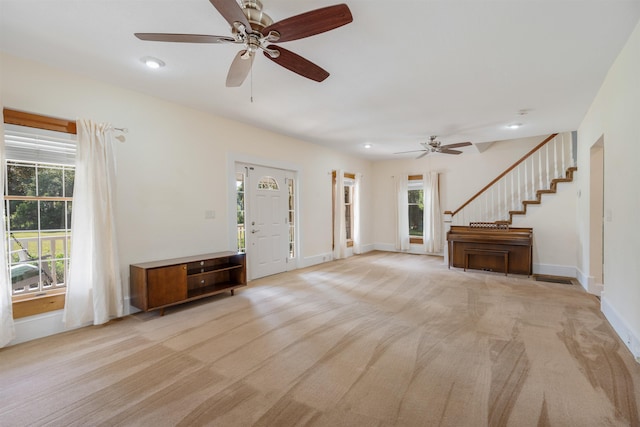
[4,123,76,166]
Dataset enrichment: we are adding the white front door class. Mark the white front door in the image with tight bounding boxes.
[246,165,289,279]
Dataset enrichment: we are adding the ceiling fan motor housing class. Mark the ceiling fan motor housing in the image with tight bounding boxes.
[238,0,273,33]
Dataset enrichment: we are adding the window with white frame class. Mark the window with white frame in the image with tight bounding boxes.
[4,124,76,296]
[344,178,354,244]
[408,175,424,244]
[332,171,356,249]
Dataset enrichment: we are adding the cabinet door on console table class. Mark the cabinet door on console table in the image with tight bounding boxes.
[147,264,187,308]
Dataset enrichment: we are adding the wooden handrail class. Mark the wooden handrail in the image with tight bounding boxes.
[3,108,77,134]
[445,133,558,217]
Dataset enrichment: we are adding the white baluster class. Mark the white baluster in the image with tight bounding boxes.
[474,197,477,223]
[503,177,508,220]
[561,133,566,177]
[485,191,489,222]
[569,132,574,167]
[497,179,501,221]
[538,150,543,190]
[510,167,514,208]
[546,143,550,189]
[530,156,535,198]
[554,136,559,178]
[517,163,522,206]
[524,160,528,200]
[491,186,495,221]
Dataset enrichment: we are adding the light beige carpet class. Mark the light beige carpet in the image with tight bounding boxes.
[1,251,639,426]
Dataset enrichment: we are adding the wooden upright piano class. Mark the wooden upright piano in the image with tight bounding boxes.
[447,224,533,276]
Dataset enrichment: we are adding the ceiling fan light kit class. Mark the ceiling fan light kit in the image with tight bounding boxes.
[134,0,353,87]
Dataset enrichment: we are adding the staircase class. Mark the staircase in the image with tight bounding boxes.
[445,132,577,226]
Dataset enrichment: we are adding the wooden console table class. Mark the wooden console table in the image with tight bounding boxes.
[130,251,246,315]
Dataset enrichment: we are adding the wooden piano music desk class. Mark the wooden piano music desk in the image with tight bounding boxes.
[447,224,533,276]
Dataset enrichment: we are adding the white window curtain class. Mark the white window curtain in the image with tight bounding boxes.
[63,119,123,328]
[353,173,362,254]
[423,171,443,253]
[0,119,16,347]
[333,170,347,260]
[394,175,410,251]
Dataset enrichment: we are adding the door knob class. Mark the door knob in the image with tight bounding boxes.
[251,229,260,234]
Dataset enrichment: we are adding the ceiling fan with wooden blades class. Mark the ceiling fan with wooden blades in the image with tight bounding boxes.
[134,0,353,87]
[394,136,473,159]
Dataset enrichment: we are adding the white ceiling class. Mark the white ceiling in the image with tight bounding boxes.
[1,0,639,160]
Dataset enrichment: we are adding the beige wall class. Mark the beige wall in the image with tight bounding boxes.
[371,136,579,275]
[1,53,373,343]
[577,20,640,358]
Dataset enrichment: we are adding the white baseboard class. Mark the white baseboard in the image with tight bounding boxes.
[300,245,377,269]
[575,266,589,291]
[360,243,376,253]
[588,279,604,296]
[9,296,133,346]
[601,295,640,362]
[532,263,577,279]
[373,243,443,257]
[374,243,395,252]
[12,310,68,345]
[573,266,605,295]
[300,252,333,268]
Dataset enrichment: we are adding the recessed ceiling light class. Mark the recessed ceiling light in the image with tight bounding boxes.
[507,123,522,129]
[364,143,373,149]
[141,56,165,69]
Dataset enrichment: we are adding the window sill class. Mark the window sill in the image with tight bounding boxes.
[12,289,66,319]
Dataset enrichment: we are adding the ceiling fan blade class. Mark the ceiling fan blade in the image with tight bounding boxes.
[416,151,430,159]
[441,141,472,149]
[262,4,353,43]
[135,33,235,43]
[439,149,463,155]
[209,0,252,33]
[226,50,254,87]
[263,45,329,82]
[394,149,427,154]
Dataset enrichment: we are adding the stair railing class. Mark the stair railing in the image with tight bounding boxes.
[445,132,575,226]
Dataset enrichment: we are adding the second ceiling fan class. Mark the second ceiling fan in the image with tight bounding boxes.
[395,136,473,159]
[135,0,353,87]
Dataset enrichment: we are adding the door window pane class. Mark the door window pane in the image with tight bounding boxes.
[257,176,279,190]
